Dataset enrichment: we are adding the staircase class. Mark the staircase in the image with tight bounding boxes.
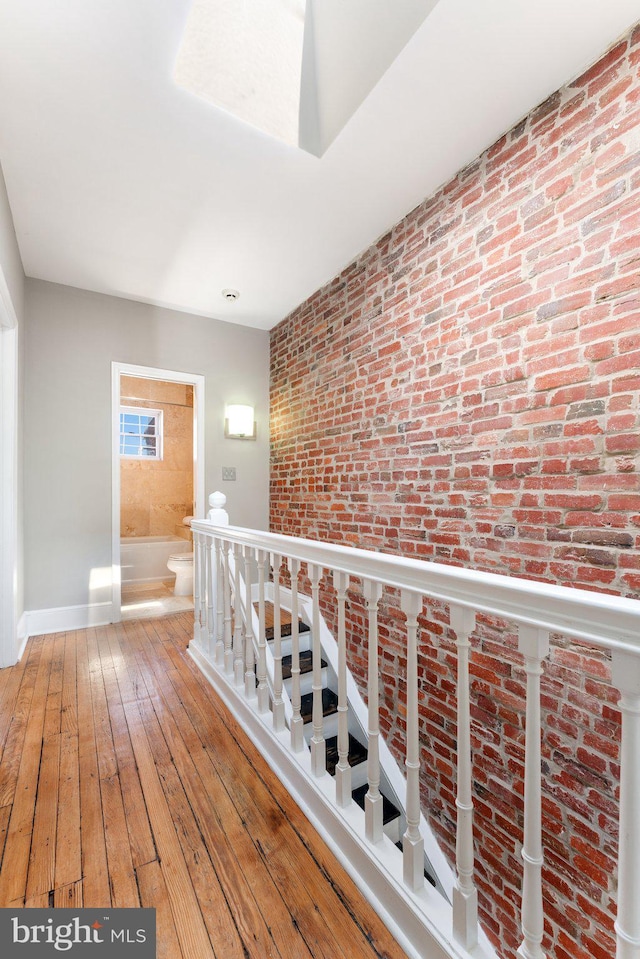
[188,496,640,959]
[269,609,408,850]
[189,536,464,959]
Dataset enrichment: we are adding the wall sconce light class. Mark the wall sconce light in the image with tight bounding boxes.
[225,404,256,440]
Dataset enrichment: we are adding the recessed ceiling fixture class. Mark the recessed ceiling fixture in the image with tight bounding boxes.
[221,288,240,301]
[173,0,437,157]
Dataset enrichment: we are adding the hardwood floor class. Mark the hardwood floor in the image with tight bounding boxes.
[0,613,408,958]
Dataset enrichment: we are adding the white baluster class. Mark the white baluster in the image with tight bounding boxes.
[214,537,224,666]
[232,543,244,687]
[309,564,326,777]
[611,650,640,959]
[333,570,351,807]
[517,625,550,959]
[401,590,424,890]
[271,553,285,732]
[288,558,304,752]
[244,545,256,700]
[451,604,478,947]
[223,541,233,675]
[364,579,383,844]
[256,549,269,713]
[193,531,202,646]
[206,537,215,660]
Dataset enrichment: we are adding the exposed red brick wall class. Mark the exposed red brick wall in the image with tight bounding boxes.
[270,26,640,959]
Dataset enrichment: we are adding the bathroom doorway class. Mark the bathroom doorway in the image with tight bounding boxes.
[111,363,205,622]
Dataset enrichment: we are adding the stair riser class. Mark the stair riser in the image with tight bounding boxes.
[348,759,369,790]
[384,817,401,844]
[284,667,328,698]
[271,632,312,658]
[303,711,339,743]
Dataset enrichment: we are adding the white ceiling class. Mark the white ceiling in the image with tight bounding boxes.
[0,0,638,331]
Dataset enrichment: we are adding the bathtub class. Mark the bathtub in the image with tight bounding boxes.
[120,535,191,586]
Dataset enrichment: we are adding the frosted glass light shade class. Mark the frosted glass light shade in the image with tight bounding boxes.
[225,404,256,439]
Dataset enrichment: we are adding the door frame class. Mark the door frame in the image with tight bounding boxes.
[111,362,205,621]
[0,272,19,668]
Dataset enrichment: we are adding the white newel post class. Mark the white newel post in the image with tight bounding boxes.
[271,553,285,733]
[333,570,352,807]
[364,579,383,844]
[611,650,640,959]
[401,590,424,890]
[309,563,326,777]
[517,625,550,959]
[450,604,478,949]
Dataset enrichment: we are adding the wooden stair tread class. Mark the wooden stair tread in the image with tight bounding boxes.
[300,688,338,724]
[325,734,368,776]
[351,784,401,826]
[281,650,326,681]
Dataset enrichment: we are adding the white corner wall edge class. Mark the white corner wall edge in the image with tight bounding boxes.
[24,602,114,638]
[16,612,28,660]
[188,641,493,959]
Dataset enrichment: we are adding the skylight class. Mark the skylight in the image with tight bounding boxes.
[174,0,307,149]
[173,0,438,156]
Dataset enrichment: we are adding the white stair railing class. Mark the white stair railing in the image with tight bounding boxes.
[189,493,640,959]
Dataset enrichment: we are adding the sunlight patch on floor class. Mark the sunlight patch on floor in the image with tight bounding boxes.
[121,582,193,621]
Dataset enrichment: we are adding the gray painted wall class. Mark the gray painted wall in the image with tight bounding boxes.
[24,278,270,611]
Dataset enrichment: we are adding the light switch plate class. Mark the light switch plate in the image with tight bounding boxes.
[222,467,236,481]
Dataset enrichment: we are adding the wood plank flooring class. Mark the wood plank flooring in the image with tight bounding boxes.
[0,612,408,958]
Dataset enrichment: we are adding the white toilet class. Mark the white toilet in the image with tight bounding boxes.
[167,551,194,596]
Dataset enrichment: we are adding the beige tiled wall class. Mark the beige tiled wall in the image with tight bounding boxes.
[120,377,194,538]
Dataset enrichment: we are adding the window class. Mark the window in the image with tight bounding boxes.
[119,406,163,460]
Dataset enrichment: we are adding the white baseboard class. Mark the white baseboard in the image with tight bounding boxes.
[122,576,175,587]
[24,602,114,637]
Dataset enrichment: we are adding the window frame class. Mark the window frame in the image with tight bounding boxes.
[119,405,164,461]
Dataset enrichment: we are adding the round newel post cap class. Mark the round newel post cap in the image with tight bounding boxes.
[208,491,229,526]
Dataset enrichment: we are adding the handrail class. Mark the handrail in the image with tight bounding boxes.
[191,520,640,653]
[191,502,640,959]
